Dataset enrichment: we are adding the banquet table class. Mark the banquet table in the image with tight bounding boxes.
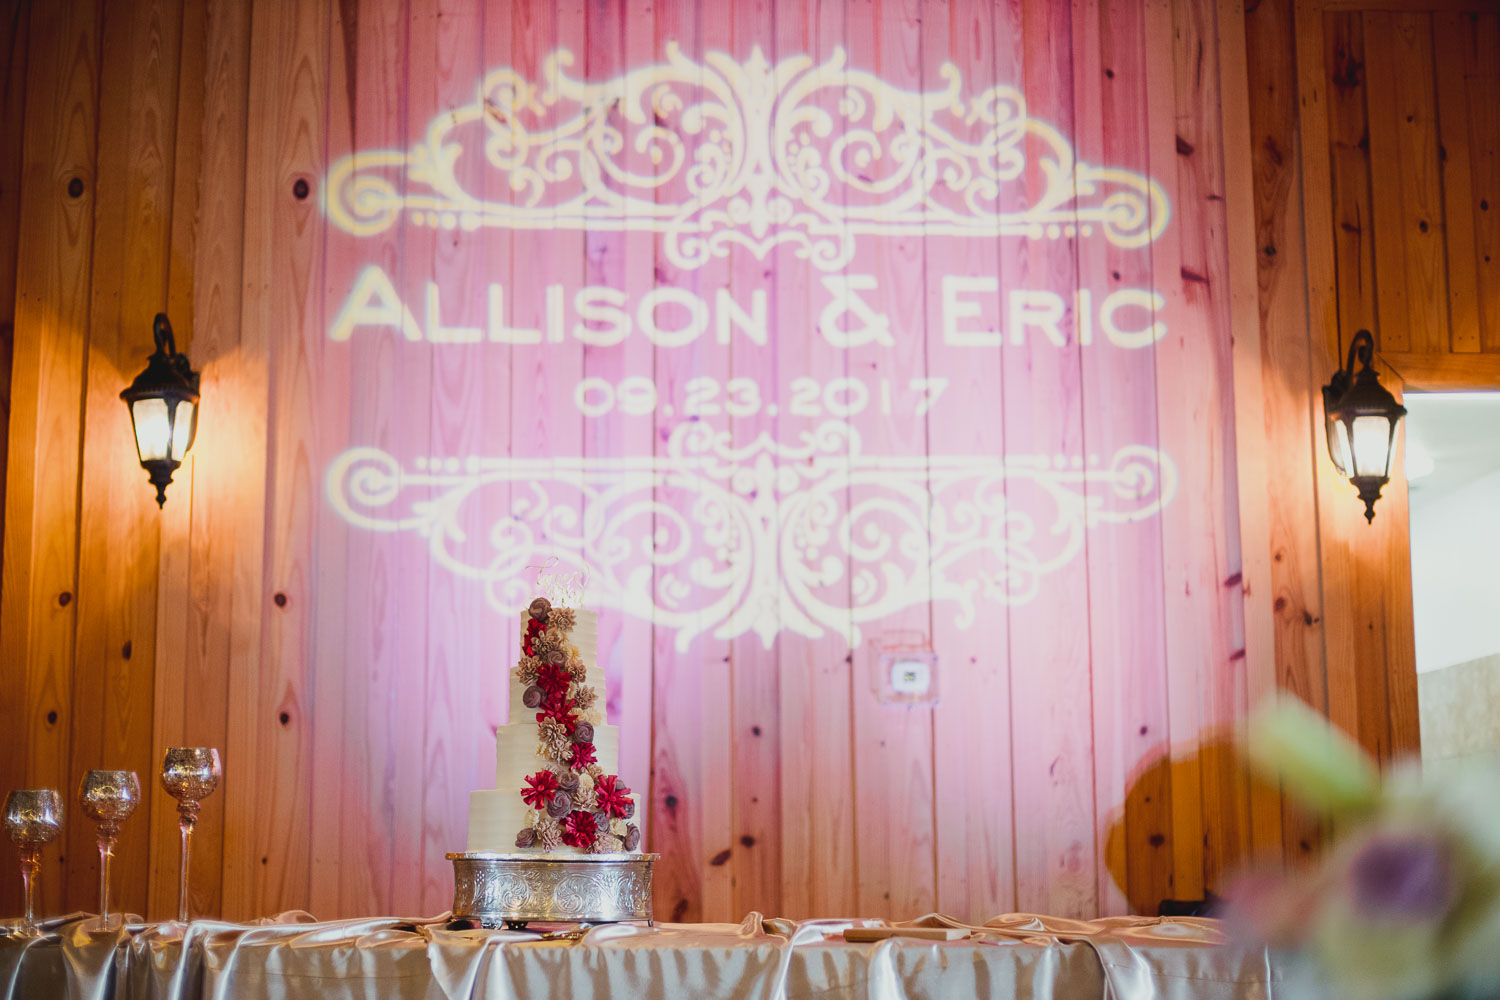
[0,910,1284,999]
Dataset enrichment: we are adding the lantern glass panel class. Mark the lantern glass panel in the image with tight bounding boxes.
[131,398,172,463]
[1351,414,1394,478]
[1329,418,1353,477]
[171,400,196,461]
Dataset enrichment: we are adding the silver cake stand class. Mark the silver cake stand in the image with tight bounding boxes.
[448,852,659,929]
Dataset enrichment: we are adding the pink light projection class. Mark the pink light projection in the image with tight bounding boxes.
[319,42,1177,650]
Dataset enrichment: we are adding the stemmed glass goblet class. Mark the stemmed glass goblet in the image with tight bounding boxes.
[77,770,140,927]
[160,748,221,922]
[3,790,64,938]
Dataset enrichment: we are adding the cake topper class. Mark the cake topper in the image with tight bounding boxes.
[526,557,588,609]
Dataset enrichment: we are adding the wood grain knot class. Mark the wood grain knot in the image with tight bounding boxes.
[46,711,57,725]
[739,835,755,848]
[57,591,71,607]
[709,849,731,866]
[66,178,83,198]
[292,178,310,200]
[664,794,678,811]
[278,711,291,726]
[274,592,288,607]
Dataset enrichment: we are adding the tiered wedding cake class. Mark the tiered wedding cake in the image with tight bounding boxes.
[466,598,641,854]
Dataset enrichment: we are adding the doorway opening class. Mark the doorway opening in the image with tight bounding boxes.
[1407,392,1500,775]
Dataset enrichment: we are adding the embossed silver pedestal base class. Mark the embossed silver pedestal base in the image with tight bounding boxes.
[448,852,658,928]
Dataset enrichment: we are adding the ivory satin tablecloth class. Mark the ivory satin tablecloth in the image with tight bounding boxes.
[0,911,1284,999]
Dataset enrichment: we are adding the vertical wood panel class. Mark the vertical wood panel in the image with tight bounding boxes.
[372,0,433,921]
[1244,0,1325,868]
[1007,0,1096,919]
[222,0,329,919]
[70,0,187,918]
[1302,3,1403,775]
[1145,0,1208,903]
[1317,8,1400,767]
[1432,13,1481,354]
[1360,13,1407,354]
[0,0,30,918]
[848,0,937,923]
[151,0,254,921]
[1217,0,1283,866]
[692,2,737,925]
[579,0,658,857]
[317,0,409,922]
[931,0,1017,923]
[646,0,728,924]
[726,0,783,923]
[1299,0,1378,772]
[1326,13,1377,345]
[775,0,857,922]
[1,0,100,918]
[1459,13,1499,353]
[1166,0,1249,895]
[1077,0,1173,916]
[416,0,489,917]
[147,0,210,920]
[475,0,517,876]
[1364,13,1448,355]
[1381,425,1419,759]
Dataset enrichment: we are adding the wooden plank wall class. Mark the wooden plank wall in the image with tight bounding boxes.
[0,0,1472,924]
[1236,0,1499,863]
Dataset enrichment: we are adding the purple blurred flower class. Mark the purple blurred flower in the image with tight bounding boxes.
[1349,834,1455,921]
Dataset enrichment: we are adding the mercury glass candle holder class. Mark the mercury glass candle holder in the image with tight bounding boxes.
[160,747,221,922]
[77,770,140,926]
[3,790,63,938]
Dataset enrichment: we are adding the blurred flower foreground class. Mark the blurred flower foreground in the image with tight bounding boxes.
[1236,699,1500,1000]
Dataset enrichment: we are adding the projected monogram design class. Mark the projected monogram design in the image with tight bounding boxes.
[323,44,1169,272]
[326,422,1176,651]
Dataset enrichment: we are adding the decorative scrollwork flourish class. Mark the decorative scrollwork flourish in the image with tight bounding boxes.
[324,44,1169,270]
[328,422,1175,650]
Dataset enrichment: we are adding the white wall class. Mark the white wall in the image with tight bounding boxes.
[1410,466,1500,673]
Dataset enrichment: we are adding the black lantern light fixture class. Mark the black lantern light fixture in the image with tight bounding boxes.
[121,313,200,507]
[1321,329,1406,523]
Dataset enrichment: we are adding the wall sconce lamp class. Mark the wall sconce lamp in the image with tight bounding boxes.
[120,313,200,507]
[1322,329,1406,523]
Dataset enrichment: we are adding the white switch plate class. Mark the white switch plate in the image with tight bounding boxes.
[873,648,939,706]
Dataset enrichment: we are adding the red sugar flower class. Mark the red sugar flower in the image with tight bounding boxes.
[569,741,598,773]
[523,618,544,656]
[562,810,597,848]
[537,689,577,731]
[520,770,559,809]
[537,664,570,694]
[595,774,632,818]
